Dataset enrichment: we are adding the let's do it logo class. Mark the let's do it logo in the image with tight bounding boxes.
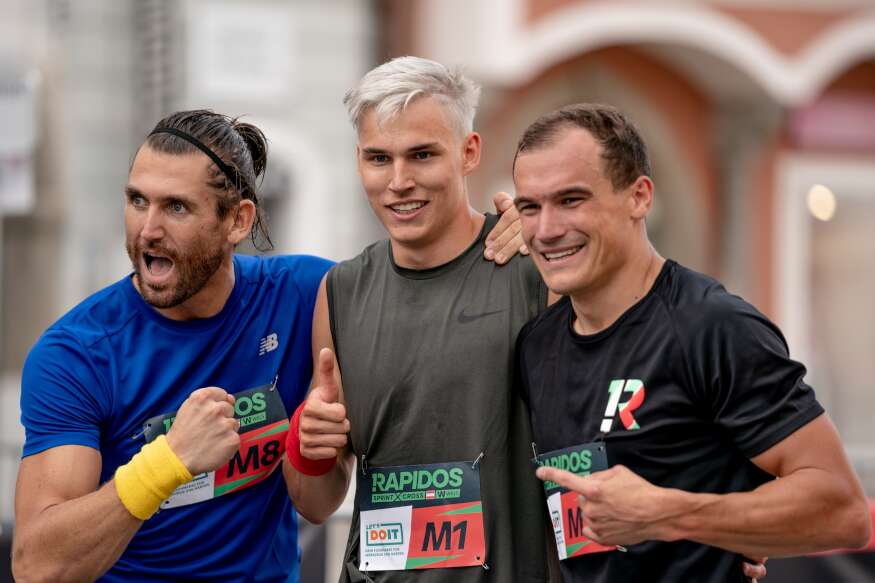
[366,522,404,547]
[600,379,646,433]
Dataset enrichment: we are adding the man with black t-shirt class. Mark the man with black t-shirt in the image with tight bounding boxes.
[513,103,871,582]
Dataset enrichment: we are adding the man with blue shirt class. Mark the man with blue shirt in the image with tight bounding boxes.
[12,110,332,582]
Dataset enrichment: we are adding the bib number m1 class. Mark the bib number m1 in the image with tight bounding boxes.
[357,460,487,571]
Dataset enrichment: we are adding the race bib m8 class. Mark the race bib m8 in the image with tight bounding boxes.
[142,383,289,510]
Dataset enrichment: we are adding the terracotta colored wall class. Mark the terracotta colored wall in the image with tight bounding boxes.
[751,137,781,318]
[523,1,858,58]
[714,5,859,57]
[526,0,593,24]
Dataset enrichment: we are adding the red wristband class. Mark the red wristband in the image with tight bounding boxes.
[286,401,337,476]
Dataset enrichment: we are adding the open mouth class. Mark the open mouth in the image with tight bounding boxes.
[143,251,174,278]
[542,245,584,262]
[388,201,428,215]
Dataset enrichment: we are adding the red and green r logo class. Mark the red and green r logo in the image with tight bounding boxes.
[600,379,646,433]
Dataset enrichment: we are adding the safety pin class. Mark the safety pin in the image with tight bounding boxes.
[531,442,540,464]
[361,453,368,476]
[471,451,485,470]
[130,421,152,441]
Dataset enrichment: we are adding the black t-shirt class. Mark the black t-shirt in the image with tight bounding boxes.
[517,260,823,583]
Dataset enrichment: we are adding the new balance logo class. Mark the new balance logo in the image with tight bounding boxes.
[258,333,279,356]
[600,379,646,433]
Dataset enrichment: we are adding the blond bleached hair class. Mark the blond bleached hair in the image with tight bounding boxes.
[343,56,481,138]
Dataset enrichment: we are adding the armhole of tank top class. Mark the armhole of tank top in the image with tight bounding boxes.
[525,256,549,312]
[326,268,341,364]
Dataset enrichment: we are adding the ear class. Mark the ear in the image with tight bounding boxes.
[628,176,654,220]
[355,144,363,175]
[461,132,482,176]
[228,199,256,245]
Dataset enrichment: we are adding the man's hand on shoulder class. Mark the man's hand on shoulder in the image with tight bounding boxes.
[485,191,529,264]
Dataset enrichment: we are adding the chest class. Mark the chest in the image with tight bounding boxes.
[99,299,312,476]
[333,261,537,462]
[525,316,726,479]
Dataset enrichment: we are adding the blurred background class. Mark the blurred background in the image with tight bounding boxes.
[1,0,874,581]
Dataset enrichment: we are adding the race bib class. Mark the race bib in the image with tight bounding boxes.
[357,460,487,571]
[535,442,616,560]
[141,383,289,510]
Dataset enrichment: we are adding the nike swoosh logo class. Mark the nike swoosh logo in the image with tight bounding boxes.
[457,307,507,324]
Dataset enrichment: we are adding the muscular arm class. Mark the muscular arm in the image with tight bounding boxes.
[284,274,356,524]
[659,414,870,556]
[12,446,142,583]
[13,386,240,583]
[539,414,871,558]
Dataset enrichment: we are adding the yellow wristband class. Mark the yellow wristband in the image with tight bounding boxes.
[114,435,193,520]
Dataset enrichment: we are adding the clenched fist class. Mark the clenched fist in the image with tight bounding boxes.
[166,387,240,475]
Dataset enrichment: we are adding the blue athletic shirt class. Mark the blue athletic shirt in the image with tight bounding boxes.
[20,254,332,582]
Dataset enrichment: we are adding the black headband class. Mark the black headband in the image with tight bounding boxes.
[148,127,244,195]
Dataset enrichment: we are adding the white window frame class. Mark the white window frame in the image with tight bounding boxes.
[775,153,875,416]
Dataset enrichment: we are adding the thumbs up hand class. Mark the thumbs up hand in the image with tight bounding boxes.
[299,348,350,461]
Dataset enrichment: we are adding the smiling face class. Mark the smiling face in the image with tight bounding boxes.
[355,96,481,264]
[125,146,238,314]
[514,127,651,300]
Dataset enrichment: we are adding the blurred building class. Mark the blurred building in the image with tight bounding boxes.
[1,1,875,581]
[0,0,380,577]
[381,0,875,489]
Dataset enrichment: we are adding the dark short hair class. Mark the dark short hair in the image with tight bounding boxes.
[144,109,273,251]
[514,103,652,191]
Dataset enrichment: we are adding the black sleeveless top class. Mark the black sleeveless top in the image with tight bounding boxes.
[328,214,552,582]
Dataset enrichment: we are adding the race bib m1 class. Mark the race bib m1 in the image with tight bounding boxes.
[535,442,616,560]
[356,460,487,571]
[141,383,289,510]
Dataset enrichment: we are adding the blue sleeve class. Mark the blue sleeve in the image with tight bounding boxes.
[20,330,111,457]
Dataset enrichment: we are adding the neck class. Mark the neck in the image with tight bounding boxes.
[391,207,485,270]
[569,244,665,336]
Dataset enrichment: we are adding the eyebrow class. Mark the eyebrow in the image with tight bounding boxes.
[408,143,438,152]
[515,185,593,206]
[124,185,144,198]
[361,142,440,155]
[124,185,199,204]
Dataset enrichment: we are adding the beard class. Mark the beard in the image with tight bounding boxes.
[126,237,225,310]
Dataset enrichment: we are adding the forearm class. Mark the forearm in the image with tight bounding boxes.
[284,451,355,524]
[658,468,870,557]
[13,480,141,583]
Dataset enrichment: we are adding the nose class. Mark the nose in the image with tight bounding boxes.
[388,160,414,194]
[534,204,566,244]
[139,207,165,243]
